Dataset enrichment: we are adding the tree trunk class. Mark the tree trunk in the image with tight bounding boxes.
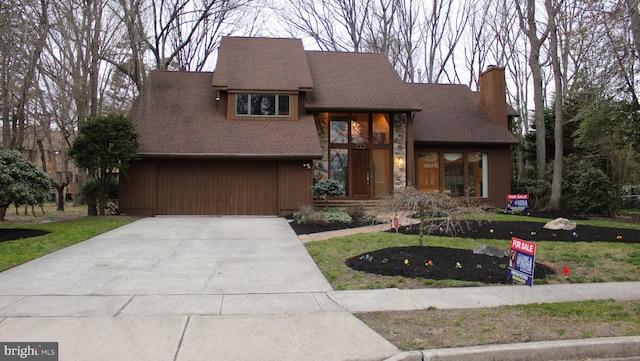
[52,182,68,211]
[546,0,563,211]
[516,0,550,180]
[0,206,6,221]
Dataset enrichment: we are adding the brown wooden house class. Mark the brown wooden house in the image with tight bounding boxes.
[119,37,518,216]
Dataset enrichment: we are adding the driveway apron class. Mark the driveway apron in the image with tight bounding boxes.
[0,217,398,361]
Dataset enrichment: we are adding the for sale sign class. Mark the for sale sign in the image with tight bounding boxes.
[506,194,529,213]
[508,237,537,287]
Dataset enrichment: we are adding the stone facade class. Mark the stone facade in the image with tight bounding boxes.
[313,112,330,182]
[392,113,407,192]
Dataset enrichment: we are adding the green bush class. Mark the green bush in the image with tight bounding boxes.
[511,178,550,210]
[293,206,353,225]
[312,179,344,199]
[322,208,353,224]
[567,167,615,215]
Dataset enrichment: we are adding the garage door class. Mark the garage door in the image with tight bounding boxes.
[155,160,279,215]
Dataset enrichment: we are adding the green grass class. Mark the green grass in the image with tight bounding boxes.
[0,216,137,271]
[305,218,640,290]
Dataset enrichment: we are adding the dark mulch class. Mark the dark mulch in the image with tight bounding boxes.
[287,218,379,235]
[394,220,640,243]
[346,246,555,284]
[0,229,50,243]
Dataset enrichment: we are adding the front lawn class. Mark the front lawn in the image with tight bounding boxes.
[304,215,640,290]
[0,215,137,271]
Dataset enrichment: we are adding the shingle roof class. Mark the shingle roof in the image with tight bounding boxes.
[130,71,322,158]
[212,37,314,92]
[304,51,422,112]
[409,83,518,145]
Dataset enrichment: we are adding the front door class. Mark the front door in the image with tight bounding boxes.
[351,149,370,197]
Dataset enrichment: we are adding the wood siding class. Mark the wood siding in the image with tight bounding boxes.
[278,161,313,216]
[119,160,157,216]
[120,159,313,216]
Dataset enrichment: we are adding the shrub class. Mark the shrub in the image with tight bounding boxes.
[293,206,352,225]
[322,208,353,224]
[346,203,369,222]
[567,167,615,215]
[312,179,344,199]
[561,155,617,216]
[511,177,550,210]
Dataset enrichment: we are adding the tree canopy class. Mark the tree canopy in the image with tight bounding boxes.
[0,150,51,221]
[69,113,139,216]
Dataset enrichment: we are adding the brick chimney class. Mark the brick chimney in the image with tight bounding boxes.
[478,66,508,129]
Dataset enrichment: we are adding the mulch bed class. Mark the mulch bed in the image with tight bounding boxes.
[346,246,555,284]
[393,220,640,243]
[0,229,50,243]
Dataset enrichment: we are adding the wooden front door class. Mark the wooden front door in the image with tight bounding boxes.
[351,149,370,197]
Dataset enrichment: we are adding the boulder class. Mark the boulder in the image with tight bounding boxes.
[473,244,508,258]
[543,217,577,231]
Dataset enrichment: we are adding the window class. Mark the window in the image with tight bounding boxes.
[236,94,290,116]
[327,113,393,198]
[417,151,488,197]
[329,149,349,196]
[372,113,390,144]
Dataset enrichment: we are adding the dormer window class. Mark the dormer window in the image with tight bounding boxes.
[236,94,290,117]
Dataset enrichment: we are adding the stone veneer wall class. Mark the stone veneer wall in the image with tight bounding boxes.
[312,112,408,191]
[314,113,330,181]
[392,113,407,191]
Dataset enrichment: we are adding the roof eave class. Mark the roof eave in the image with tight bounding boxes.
[138,152,323,160]
[305,105,422,112]
[414,140,519,146]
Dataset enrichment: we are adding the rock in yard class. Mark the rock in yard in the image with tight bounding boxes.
[543,217,577,231]
[473,244,508,258]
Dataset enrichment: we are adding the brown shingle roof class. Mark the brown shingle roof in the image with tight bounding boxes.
[304,51,421,112]
[409,83,517,145]
[130,71,322,158]
[212,37,314,92]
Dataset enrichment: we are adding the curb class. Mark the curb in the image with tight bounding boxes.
[385,336,640,361]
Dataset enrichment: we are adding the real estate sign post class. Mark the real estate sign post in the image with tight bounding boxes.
[508,237,537,287]
[506,194,530,214]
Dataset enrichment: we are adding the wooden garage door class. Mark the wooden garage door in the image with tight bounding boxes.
[156,160,279,215]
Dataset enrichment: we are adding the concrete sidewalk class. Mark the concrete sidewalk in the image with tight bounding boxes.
[0,217,639,361]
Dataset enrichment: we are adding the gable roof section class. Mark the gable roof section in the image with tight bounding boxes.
[211,37,314,92]
[304,51,421,112]
[409,83,517,145]
[130,71,322,158]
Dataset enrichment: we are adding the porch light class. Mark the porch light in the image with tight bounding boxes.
[396,157,405,168]
[302,162,311,170]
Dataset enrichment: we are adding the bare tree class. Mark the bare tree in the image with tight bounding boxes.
[515,0,550,180]
[107,0,259,92]
[391,0,423,82]
[0,0,50,151]
[279,0,372,52]
[546,0,564,211]
[420,0,474,84]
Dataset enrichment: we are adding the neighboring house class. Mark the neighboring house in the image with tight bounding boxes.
[0,128,79,202]
[119,36,518,216]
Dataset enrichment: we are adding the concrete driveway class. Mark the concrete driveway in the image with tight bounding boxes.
[0,217,398,361]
